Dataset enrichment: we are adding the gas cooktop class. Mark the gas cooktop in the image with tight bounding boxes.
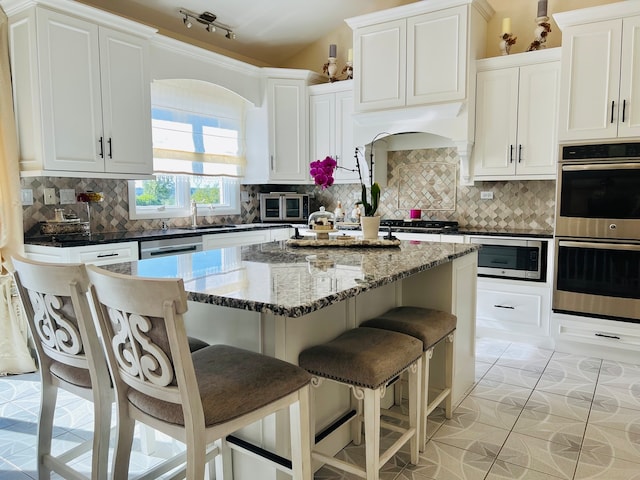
[379,219,459,233]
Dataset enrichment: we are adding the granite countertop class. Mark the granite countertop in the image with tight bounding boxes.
[24,223,294,247]
[455,227,554,238]
[102,240,479,318]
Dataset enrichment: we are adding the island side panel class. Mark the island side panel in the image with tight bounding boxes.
[399,251,478,406]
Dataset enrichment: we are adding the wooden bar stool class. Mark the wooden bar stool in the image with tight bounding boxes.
[361,306,457,451]
[299,327,423,480]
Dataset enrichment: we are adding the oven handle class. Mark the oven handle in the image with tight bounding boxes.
[562,163,640,172]
[559,241,640,251]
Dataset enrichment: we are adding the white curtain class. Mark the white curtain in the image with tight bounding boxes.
[0,8,36,375]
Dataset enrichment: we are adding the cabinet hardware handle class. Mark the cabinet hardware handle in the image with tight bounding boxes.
[149,246,197,256]
[518,144,523,163]
[98,137,104,158]
[622,99,627,123]
[595,332,620,340]
[108,138,112,159]
[494,304,515,309]
[270,155,274,170]
[509,144,514,163]
[96,253,118,258]
[611,100,615,124]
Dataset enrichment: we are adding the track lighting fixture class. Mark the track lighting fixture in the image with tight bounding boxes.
[179,8,235,39]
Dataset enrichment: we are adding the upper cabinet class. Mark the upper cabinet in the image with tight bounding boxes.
[351,5,468,112]
[244,69,325,185]
[308,81,359,184]
[6,2,156,178]
[474,49,560,180]
[555,4,640,141]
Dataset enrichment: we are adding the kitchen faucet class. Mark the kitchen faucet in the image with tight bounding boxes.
[191,201,198,227]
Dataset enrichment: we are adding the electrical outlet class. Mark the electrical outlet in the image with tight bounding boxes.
[44,187,56,205]
[480,191,494,200]
[59,189,76,204]
[21,189,33,206]
[240,191,249,202]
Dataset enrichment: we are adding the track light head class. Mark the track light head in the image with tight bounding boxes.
[206,24,216,33]
[182,15,192,28]
[225,30,236,40]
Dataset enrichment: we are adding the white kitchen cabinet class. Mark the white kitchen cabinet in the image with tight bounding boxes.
[24,242,138,266]
[308,82,359,183]
[474,50,560,180]
[244,70,325,184]
[7,4,154,177]
[202,230,271,250]
[556,8,640,141]
[350,5,467,112]
[476,278,551,343]
[552,312,640,364]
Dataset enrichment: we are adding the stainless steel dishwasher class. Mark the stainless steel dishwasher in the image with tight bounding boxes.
[139,236,203,258]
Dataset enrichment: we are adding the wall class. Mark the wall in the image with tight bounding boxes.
[307,148,555,231]
[21,177,263,236]
[282,0,617,71]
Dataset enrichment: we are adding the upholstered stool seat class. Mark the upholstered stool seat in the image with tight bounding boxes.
[299,327,423,480]
[361,306,457,451]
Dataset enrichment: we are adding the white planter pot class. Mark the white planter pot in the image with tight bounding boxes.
[360,216,380,240]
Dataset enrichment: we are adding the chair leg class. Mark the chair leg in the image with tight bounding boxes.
[112,414,135,480]
[445,333,455,419]
[351,387,363,446]
[408,360,421,465]
[420,348,432,452]
[215,437,233,480]
[289,385,312,480]
[91,392,112,480]
[185,430,206,479]
[363,387,381,480]
[37,381,57,480]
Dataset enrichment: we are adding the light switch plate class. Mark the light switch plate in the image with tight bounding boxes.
[241,191,249,202]
[44,187,56,205]
[60,189,76,204]
[21,189,33,206]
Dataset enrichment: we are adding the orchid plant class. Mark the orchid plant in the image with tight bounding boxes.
[309,149,381,217]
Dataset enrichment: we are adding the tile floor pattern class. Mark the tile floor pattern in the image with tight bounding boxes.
[2,338,640,479]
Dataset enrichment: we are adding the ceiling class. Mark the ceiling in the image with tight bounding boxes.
[77,0,417,66]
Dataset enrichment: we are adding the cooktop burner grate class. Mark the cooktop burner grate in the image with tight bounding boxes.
[380,219,459,232]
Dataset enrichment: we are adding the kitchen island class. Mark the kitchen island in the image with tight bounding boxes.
[104,239,478,479]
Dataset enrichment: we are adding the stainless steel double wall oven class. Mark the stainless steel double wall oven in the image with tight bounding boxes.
[554,142,640,322]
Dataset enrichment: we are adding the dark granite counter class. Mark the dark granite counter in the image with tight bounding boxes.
[455,227,554,238]
[102,240,479,318]
[24,223,292,247]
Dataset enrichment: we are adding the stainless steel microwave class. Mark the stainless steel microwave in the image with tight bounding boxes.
[260,193,309,222]
[470,237,546,282]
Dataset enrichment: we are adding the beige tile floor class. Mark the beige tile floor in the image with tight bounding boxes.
[2,338,640,479]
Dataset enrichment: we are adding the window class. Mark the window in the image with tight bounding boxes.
[129,79,248,219]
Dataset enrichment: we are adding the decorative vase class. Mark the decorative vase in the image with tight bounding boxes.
[361,215,381,240]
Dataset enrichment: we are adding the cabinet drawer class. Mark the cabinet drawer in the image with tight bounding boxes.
[477,287,543,330]
[203,230,270,250]
[555,315,640,348]
[74,243,138,265]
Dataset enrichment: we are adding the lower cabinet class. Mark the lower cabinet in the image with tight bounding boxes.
[202,229,286,250]
[24,242,138,265]
[552,312,640,364]
[476,278,551,344]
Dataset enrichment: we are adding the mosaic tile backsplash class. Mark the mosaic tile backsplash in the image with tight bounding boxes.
[21,148,556,235]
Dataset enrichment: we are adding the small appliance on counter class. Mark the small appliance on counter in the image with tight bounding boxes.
[39,209,89,235]
[259,192,309,222]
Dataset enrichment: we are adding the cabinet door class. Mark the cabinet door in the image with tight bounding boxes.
[354,19,406,112]
[267,79,308,182]
[618,15,640,138]
[309,93,335,164]
[334,90,359,183]
[99,28,152,175]
[473,68,518,177]
[36,9,105,172]
[516,62,560,176]
[407,6,467,105]
[558,19,622,141]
